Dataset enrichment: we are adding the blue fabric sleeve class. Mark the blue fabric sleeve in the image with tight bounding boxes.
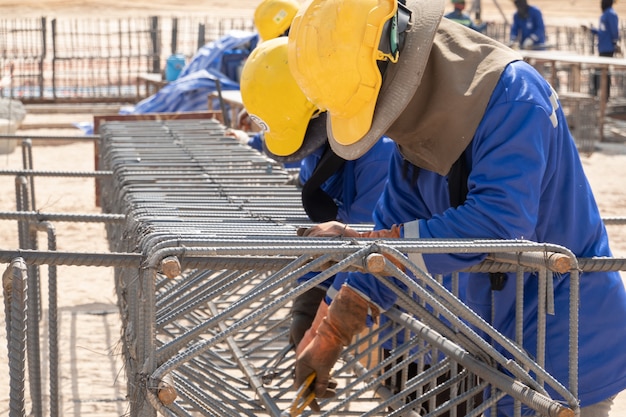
[530,7,546,44]
[341,138,394,223]
[247,133,263,152]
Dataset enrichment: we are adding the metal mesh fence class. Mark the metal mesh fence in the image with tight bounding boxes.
[2,17,626,104]
[0,15,256,103]
[559,93,599,153]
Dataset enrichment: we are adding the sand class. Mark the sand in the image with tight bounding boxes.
[1,0,626,416]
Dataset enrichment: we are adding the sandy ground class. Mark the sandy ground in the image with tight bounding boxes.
[1,0,626,416]
[1,0,626,26]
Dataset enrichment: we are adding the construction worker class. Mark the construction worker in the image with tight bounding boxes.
[509,0,546,49]
[583,0,620,99]
[287,1,626,416]
[239,37,394,370]
[444,0,486,33]
[254,0,300,41]
[588,0,620,58]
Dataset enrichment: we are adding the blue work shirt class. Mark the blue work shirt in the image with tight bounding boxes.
[332,60,626,412]
[591,7,620,54]
[299,137,394,224]
[298,137,394,288]
[510,5,546,48]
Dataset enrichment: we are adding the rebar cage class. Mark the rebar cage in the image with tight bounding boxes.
[93,118,587,417]
[5,115,626,416]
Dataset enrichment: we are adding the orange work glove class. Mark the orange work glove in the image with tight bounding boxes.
[294,285,380,399]
[293,299,330,412]
[296,299,328,356]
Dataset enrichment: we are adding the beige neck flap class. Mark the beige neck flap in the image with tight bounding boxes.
[386,19,522,175]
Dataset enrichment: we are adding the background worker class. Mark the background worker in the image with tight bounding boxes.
[445,0,487,32]
[254,0,300,41]
[239,36,394,356]
[509,0,546,49]
[584,0,620,98]
[287,0,626,416]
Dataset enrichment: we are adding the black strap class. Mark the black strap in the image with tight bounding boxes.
[448,153,469,209]
[448,153,505,290]
[301,146,346,222]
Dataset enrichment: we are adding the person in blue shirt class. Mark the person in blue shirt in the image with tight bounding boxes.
[444,0,486,33]
[584,0,620,99]
[239,37,394,368]
[287,1,626,416]
[509,0,546,49]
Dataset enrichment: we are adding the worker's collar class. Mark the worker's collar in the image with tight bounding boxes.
[386,19,522,175]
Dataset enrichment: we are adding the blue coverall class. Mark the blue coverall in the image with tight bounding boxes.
[591,6,619,55]
[298,137,394,224]
[327,60,626,415]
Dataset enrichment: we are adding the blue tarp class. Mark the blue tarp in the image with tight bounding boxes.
[126,30,258,115]
[76,31,259,134]
[122,68,240,114]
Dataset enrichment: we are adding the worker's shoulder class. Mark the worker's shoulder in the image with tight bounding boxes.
[493,61,556,108]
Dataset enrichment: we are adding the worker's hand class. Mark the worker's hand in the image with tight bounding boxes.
[292,300,335,412]
[236,109,253,131]
[294,333,342,400]
[294,286,377,399]
[224,128,250,145]
[522,37,534,49]
[359,224,402,239]
[297,222,404,270]
[298,221,360,238]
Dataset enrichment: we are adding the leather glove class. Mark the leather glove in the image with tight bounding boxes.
[294,285,380,399]
[289,287,327,349]
[360,225,404,269]
[359,224,402,239]
[293,300,336,412]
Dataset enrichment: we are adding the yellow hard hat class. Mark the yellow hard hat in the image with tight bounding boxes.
[289,0,444,160]
[288,0,397,147]
[240,36,319,157]
[254,0,300,41]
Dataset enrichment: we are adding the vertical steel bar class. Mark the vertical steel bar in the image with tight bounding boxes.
[4,258,28,417]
